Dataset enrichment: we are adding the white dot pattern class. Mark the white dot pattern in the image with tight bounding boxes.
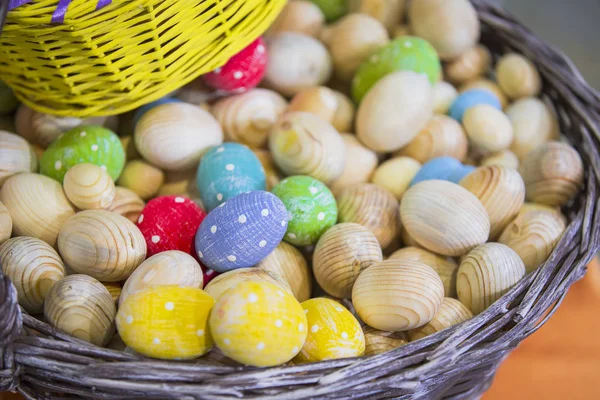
[153,337,161,344]
[175,197,185,203]
[197,329,204,336]
[256,342,265,350]
[151,235,160,243]
[210,226,217,234]
[100,165,107,171]
[238,214,247,223]
[126,316,133,324]
[226,164,235,171]
[91,144,99,151]
[217,193,223,201]
[259,240,267,248]
[248,293,258,302]
[54,161,62,170]
[165,302,174,311]
[138,214,144,224]
[317,212,325,221]
[261,209,269,216]
[234,71,243,80]
[224,338,231,345]
[227,255,237,262]
[217,146,225,152]
[80,131,87,137]
[311,325,320,333]
[298,323,304,332]
[275,319,282,327]
[342,332,349,339]
[197,251,204,258]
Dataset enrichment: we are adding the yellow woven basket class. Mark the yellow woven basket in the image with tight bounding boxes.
[0,0,285,117]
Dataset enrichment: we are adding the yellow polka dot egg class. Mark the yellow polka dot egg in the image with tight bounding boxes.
[116,285,214,360]
[209,280,307,367]
[294,298,365,363]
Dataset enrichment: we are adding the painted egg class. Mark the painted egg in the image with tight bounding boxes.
[352,36,441,102]
[133,97,182,127]
[310,0,347,21]
[194,191,288,272]
[197,143,266,211]
[410,156,470,186]
[40,125,125,182]
[116,285,215,360]
[294,298,364,363]
[448,89,502,123]
[271,176,337,246]
[209,281,307,367]
[447,165,476,184]
[136,195,207,257]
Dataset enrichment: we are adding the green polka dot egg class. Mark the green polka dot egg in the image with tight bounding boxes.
[40,125,125,182]
[352,36,441,103]
[271,175,337,246]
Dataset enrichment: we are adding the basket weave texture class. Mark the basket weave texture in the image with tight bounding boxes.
[0,0,285,117]
[2,1,600,399]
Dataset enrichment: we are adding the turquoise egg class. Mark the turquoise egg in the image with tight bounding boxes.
[271,175,337,246]
[197,142,266,211]
[40,125,125,182]
[448,89,502,122]
[410,157,467,187]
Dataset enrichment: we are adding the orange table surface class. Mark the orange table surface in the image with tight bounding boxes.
[2,259,600,400]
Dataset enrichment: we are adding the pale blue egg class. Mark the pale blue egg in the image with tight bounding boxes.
[449,165,476,184]
[448,89,502,122]
[410,157,464,187]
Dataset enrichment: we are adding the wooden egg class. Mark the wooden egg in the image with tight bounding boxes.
[459,79,509,109]
[63,163,116,210]
[400,221,421,247]
[0,173,76,246]
[463,104,514,152]
[329,134,378,196]
[205,267,293,301]
[459,166,525,239]
[321,13,389,82]
[195,191,288,272]
[117,285,214,360]
[518,202,560,216]
[120,251,204,306]
[134,98,185,128]
[353,259,444,331]
[106,187,145,223]
[444,45,491,85]
[253,149,282,191]
[119,136,140,161]
[357,71,434,152]
[0,201,11,245]
[506,98,560,160]
[448,89,502,123]
[433,81,459,114]
[57,210,147,282]
[134,103,223,171]
[498,208,567,272]
[313,223,383,298]
[30,112,106,148]
[520,142,584,207]
[45,274,116,346]
[389,247,459,297]
[496,53,542,100]
[331,92,355,133]
[264,32,332,97]
[268,0,325,37]
[117,160,164,200]
[372,157,422,200]
[294,298,365,362]
[408,298,473,341]
[362,326,408,356]
[157,168,199,198]
[272,176,338,246]
[337,183,400,249]
[409,0,480,60]
[269,112,345,183]
[209,281,308,367]
[211,89,287,149]
[257,241,312,302]
[197,143,266,211]
[393,24,413,38]
[480,150,520,169]
[400,180,490,256]
[457,243,526,314]
[0,131,38,187]
[0,237,66,314]
[289,87,343,127]
[102,282,122,304]
[349,0,406,33]
[409,156,473,186]
[396,116,468,163]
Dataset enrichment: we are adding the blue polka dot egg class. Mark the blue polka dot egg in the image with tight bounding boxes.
[197,143,266,211]
[410,157,475,186]
[194,190,287,273]
[448,89,502,122]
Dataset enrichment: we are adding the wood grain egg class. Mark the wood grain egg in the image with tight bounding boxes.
[480,150,520,169]
[349,0,406,34]
[459,166,525,240]
[253,149,282,191]
[106,187,145,223]
[0,130,38,187]
[408,297,473,341]
[29,112,106,148]
[459,79,509,109]
[371,157,422,200]
[102,282,122,303]
[352,259,444,331]
[444,45,491,85]
[269,112,345,183]
[211,89,287,149]
[0,201,11,245]
[57,210,147,282]
[0,173,76,246]
[498,208,566,272]
[288,87,355,133]
[257,241,312,302]
[0,236,66,314]
[362,326,408,356]
[117,160,164,200]
[337,183,400,249]
[157,168,199,199]
[457,243,526,314]
[120,251,203,307]
[267,0,325,38]
[204,267,293,301]
[519,142,583,207]
[63,163,116,210]
[389,247,459,297]
[400,180,490,256]
[329,133,378,195]
[44,274,116,346]
[313,223,383,298]
[496,53,542,100]
[463,105,514,153]
[433,81,458,114]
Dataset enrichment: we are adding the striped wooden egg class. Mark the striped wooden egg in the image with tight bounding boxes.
[209,281,307,367]
[408,298,473,341]
[0,131,38,187]
[195,191,288,272]
[480,150,520,169]
[0,201,11,245]
[294,298,365,363]
[102,282,122,304]
[445,45,491,85]
[329,134,378,196]
[362,326,408,356]
[133,97,182,127]
[496,53,541,100]
[117,285,215,360]
[197,143,266,211]
[506,98,559,160]
[63,163,116,210]
[40,125,125,182]
[106,187,145,223]
[448,89,501,123]
[204,267,293,301]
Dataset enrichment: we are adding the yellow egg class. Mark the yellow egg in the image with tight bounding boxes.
[294,298,365,363]
[209,281,307,367]
[116,285,214,360]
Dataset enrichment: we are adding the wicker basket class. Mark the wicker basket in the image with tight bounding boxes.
[2,1,600,399]
[0,0,285,117]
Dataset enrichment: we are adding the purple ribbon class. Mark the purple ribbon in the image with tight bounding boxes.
[8,0,112,23]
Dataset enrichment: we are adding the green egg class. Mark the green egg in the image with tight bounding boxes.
[0,81,20,115]
[40,125,125,182]
[352,36,441,103]
[272,175,337,246]
[309,0,348,22]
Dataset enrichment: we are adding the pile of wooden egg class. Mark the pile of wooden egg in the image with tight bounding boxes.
[0,0,584,367]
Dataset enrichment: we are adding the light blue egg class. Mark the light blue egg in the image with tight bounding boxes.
[410,157,464,187]
[133,97,182,127]
[448,89,502,122]
[448,165,476,184]
[197,142,266,211]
